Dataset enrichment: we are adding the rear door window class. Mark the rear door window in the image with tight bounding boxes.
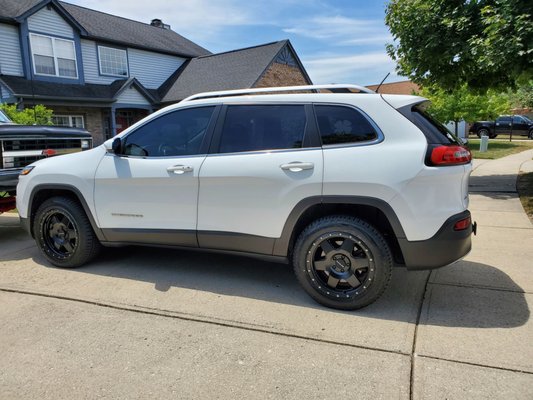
[217,105,306,153]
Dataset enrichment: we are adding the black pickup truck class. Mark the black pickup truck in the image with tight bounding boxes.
[469,115,533,139]
[0,110,92,212]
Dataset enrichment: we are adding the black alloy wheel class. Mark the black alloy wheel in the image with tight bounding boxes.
[34,196,101,268]
[307,232,375,299]
[293,216,392,310]
[42,210,79,259]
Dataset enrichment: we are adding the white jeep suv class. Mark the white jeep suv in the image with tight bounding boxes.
[16,84,474,310]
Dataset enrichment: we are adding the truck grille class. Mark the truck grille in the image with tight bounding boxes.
[6,155,44,168]
[2,139,83,151]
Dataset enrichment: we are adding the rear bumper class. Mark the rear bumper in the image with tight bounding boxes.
[399,210,473,270]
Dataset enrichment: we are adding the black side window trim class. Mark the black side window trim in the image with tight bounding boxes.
[208,103,320,155]
[312,102,384,148]
[119,104,221,158]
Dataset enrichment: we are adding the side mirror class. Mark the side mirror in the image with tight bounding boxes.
[112,137,122,155]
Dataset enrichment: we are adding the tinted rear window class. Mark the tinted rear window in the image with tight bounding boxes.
[411,105,461,145]
[218,105,306,153]
[315,105,378,145]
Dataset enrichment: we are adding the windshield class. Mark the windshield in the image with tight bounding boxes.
[0,109,12,123]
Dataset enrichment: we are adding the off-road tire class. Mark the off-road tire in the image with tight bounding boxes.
[292,215,393,310]
[34,196,101,268]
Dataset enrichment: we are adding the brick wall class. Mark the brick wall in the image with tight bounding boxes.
[50,106,106,145]
[254,62,309,88]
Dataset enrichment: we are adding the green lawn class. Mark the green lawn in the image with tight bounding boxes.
[518,172,533,223]
[466,139,533,159]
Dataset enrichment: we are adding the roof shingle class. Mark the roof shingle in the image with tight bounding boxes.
[162,41,288,102]
[0,0,210,58]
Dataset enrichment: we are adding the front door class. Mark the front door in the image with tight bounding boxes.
[94,105,218,246]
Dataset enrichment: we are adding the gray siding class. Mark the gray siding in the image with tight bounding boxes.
[81,40,117,84]
[0,24,24,76]
[28,7,74,38]
[116,86,151,105]
[128,48,184,89]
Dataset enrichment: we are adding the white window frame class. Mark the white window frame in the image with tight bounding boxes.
[97,45,129,77]
[30,33,78,79]
[52,115,85,128]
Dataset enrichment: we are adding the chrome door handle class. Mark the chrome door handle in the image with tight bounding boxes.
[280,162,314,172]
[167,165,194,174]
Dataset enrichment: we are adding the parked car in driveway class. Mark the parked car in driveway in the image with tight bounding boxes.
[469,115,533,139]
[16,84,475,310]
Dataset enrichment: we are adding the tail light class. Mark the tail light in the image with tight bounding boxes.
[429,145,471,166]
[454,216,471,231]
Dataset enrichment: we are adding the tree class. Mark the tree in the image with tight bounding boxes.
[418,84,510,133]
[509,81,533,108]
[0,103,53,125]
[385,0,533,91]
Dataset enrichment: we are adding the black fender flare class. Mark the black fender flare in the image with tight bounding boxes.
[272,195,406,256]
[27,184,106,241]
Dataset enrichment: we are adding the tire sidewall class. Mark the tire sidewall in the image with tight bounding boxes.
[34,197,91,268]
[293,218,392,310]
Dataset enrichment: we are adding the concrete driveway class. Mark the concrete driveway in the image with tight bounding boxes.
[1,150,532,399]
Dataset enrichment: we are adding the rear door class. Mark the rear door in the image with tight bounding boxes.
[197,103,322,253]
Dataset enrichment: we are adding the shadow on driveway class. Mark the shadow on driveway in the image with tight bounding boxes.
[27,245,530,329]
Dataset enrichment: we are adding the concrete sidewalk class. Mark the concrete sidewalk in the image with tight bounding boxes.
[0,150,532,399]
[413,150,533,398]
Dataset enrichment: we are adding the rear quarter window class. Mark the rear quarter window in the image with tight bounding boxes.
[407,103,462,145]
[315,105,378,145]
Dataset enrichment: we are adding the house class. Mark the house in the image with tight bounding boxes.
[0,0,311,144]
[366,80,420,95]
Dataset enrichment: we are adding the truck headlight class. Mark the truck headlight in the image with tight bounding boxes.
[81,139,90,149]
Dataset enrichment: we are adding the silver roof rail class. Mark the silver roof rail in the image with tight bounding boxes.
[181,84,375,102]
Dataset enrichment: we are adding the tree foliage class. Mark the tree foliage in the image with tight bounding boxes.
[419,84,510,123]
[509,81,533,108]
[0,103,53,125]
[385,0,533,91]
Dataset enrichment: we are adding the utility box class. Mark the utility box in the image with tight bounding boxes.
[479,135,489,152]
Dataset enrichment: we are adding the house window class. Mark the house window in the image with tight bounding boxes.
[98,46,128,77]
[30,34,77,78]
[52,115,84,128]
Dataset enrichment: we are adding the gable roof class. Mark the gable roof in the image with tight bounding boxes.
[162,40,310,103]
[0,0,210,58]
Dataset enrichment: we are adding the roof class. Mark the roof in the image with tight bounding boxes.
[162,41,291,102]
[0,75,129,102]
[0,0,210,58]
[366,80,420,95]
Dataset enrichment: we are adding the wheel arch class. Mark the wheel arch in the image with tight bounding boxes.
[28,184,105,241]
[273,196,407,264]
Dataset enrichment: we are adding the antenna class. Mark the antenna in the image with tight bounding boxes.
[375,72,390,93]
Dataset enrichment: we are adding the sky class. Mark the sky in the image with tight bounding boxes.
[66,0,401,86]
